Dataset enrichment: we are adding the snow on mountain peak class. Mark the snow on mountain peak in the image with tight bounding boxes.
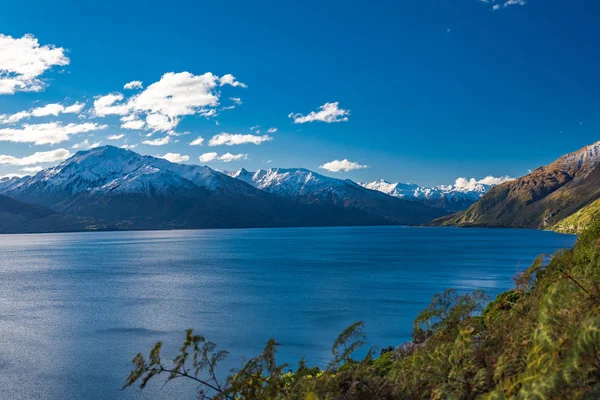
[554,140,600,178]
[0,145,252,202]
[225,167,359,199]
[360,175,514,204]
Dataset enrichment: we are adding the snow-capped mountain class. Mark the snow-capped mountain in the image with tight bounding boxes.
[360,177,512,212]
[225,167,446,224]
[0,146,447,230]
[551,140,600,179]
[227,167,364,199]
[5,145,255,207]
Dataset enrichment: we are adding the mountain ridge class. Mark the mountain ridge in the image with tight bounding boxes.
[0,146,446,232]
[430,141,600,230]
[224,167,446,224]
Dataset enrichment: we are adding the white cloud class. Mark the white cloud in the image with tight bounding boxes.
[480,0,526,10]
[93,93,130,117]
[0,122,107,145]
[145,113,178,132]
[199,152,247,163]
[120,114,146,130]
[189,136,204,146]
[123,80,143,90]
[0,102,86,124]
[0,33,69,95]
[267,127,277,133]
[107,133,125,140]
[121,144,137,149]
[0,111,30,124]
[250,125,259,131]
[63,102,86,114]
[72,139,102,150]
[31,103,65,117]
[218,152,247,162]
[199,152,218,163]
[230,97,242,105]
[208,132,272,146]
[20,166,43,173]
[289,102,350,124]
[142,136,171,146]
[158,153,189,163]
[219,74,247,88]
[453,176,514,189]
[319,159,368,172]
[93,72,245,133]
[0,148,71,166]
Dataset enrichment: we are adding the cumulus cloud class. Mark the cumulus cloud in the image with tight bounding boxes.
[0,122,107,145]
[123,80,143,90]
[219,153,247,162]
[158,153,189,163]
[267,127,277,133]
[72,139,102,150]
[199,152,247,163]
[219,74,247,88]
[93,93,130,117]
[0,33,69,95]
[107,133,125,140]
[208,133,272,146]
[189,136,204,146]
[142,136,171,146]
[453,176,514,189]
[121,144,137,150]
[0,148,71,166]
[0,102,86,124]
[319,159,368,172]
[120,114,145,130]
[199,152,218,162]
[145,113,178,132]
[289,102,350,124]
[93,72,246,133]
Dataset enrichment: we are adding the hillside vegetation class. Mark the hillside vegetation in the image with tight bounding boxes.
[553,198,600,234]
[125,219,600,399]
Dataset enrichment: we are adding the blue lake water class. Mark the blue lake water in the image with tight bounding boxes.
[0,226,576,399]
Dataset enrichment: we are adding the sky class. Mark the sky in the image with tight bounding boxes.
[0,0,598,187]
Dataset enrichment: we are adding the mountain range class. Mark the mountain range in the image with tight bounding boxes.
[0,146,446,233]
[358,179,502,212]
[4,141,599,235]
[432,141,600,232]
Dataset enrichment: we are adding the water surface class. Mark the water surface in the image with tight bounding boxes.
[0,226,576,399]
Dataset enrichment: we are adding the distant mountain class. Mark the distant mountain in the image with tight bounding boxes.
[225,168,447,224]
[0,194,85,233]
[0,146,446,232]
[359,178,504,212]
[431,141,600,229]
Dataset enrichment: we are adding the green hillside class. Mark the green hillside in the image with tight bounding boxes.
[553,198,600,234]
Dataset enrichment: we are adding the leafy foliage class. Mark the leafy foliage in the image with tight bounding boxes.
[125,223,600,399]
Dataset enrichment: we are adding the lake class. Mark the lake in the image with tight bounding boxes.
[0,226,576,399]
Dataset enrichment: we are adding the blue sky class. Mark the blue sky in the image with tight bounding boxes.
[0,0,598,186]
